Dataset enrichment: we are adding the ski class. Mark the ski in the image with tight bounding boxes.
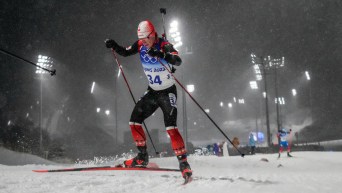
[32,165,180,173]
[32,163,193,185]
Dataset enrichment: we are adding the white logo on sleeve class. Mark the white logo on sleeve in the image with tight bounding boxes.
[169,93,177,107]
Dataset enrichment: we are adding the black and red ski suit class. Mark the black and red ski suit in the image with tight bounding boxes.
[113,37,186,156]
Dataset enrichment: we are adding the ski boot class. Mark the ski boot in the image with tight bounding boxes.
[177,154,192,179]
[124,146,149,168]
[287,152,292,157]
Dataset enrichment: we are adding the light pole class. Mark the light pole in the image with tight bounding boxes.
[251,54,271,147]
[250,81,260,142]
[36,55,53,152]
[251,54,285,146]
[305,70,313,122]
[268,56,285,131]
[169,20,190,149]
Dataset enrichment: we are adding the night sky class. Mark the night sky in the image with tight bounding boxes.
[1,0,341,146]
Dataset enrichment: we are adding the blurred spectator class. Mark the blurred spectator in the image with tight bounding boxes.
[249,132,256,155]
[232,137,240,148]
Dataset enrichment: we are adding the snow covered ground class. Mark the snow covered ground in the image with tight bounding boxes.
[1,148,341,193]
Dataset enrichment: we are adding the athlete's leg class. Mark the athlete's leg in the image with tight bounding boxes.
[157,85,191,178]
[129,89,159,147]
[124,89,159,167]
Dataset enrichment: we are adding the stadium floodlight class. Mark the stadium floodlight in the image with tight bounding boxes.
[169,20,183,48]
[280,97,285,105]
[91,82,96,94]
[275,97,286,105]
[228,103,233,108]
[220,102,223,107]
[186,84,195,93]
[305,71,311,80]
[36,55,53,74]
[253,64,262,80]
[251,53,257,64]
[292,89,297,96]
[105,110,110,116]
[250,81,258,89]
[96,108,101,113]
[36,54,54,151]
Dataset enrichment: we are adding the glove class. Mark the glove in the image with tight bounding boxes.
[105,39,118,49]
[147,47,165,58]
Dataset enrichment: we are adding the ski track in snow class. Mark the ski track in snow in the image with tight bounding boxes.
[1,149,342,193]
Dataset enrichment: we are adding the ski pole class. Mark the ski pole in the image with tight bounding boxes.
[158,59,245,157]
[159,8,176,73]
[0,48,56,76]
[160,8,167,41]
[111,49,160,155]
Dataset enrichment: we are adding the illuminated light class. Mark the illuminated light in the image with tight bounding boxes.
[292,89,297,96]
[117,69,121,78]
[256,74,262,80]
[205,109,210,113]
[105,110,110,115]
[228,103,232,108]
[91,82,95,94]
[220,102,223,107]
[238,99,245,104]
[233,97,237,103]
[173,41,183,48]
[169,27,178,33]
[36,54,53,74]
[194,122,197,125]
[187,85,195,93]
[170,21,178,28]
[250,81,258,89]
[96,108,101,113]
[263,92,267,98]
[253,64,262,80]
[305,71,311,80]
[169,20,182,48]
[275,97,286,105]
[280,97,285,105]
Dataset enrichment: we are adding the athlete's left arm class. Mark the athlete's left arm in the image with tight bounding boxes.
[162,44,182,66]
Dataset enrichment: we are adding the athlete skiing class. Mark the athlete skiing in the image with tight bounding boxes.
[104,20,192,179]
[277,128,292,158]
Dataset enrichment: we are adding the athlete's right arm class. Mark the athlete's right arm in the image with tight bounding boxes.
[105,39,139,56]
